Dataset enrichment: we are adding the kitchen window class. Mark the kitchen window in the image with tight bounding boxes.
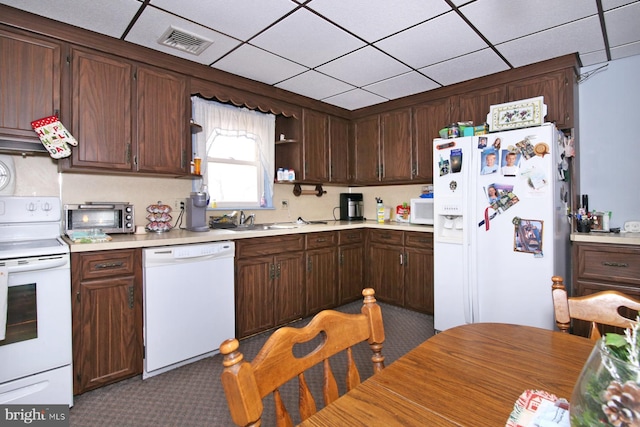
[191,97,275,209]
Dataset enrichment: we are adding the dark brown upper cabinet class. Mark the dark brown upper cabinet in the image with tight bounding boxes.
[61,47,189,175]
[0,29,63,146]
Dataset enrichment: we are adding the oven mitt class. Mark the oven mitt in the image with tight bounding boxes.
[30,115,78,159]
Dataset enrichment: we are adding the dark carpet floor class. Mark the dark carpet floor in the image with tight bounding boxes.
[69,301,434,427]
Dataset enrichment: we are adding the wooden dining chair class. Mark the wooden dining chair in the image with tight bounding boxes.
[220,288,385,427]
[551,275,640,340]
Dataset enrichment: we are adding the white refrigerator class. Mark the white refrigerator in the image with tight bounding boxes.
[433,123,571,332]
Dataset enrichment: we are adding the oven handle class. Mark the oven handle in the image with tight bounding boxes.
[6,256,69,274]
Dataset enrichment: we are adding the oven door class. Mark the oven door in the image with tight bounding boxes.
[0,254,71,384]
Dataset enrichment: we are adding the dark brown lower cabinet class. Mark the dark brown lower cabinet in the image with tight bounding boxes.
[71,249,142,395]
[306,232,339,315]
[339,230,365,304]
[235,235,305,338]
[572,242,640,337]
[367,230,434,314]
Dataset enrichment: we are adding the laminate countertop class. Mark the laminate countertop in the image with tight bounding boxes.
[63,220,434,253]
[571,231,640,246]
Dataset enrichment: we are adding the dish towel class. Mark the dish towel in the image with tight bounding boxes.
[0,267,7,341]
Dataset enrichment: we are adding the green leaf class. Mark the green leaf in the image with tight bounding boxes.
[605,333,628,349]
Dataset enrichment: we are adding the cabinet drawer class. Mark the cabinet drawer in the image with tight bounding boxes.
[576,244,640,285]
[404,232,433,249]
[236,234,305,258]
[339,229,364,245]
[306,231,338,249]
[75,249,136,280]
[368,229,404,246]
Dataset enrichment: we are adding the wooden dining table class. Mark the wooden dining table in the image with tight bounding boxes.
[299,322,595,427]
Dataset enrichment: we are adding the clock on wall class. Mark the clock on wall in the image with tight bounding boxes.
[0,155,16,196]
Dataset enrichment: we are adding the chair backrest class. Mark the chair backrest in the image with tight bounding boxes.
[551,275,640,340]
[220,288,385,427]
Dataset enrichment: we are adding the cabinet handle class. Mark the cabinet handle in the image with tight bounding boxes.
[399,253,404,265]
[94,261,124,270]
[276,263,281,279]
[125,143,131,164]
[307,258,312,272]
[128,285,134,309]
[315,238,327,243]
[602,261,629,268]
[404,252,408,266]
[339,253,344,266]
[269,263,275,280]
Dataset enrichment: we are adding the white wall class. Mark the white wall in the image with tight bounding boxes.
[578,54,640,228]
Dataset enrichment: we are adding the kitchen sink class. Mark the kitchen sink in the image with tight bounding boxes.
[219,222,305,232]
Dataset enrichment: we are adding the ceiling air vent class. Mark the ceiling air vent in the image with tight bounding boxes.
[158,26,213,55]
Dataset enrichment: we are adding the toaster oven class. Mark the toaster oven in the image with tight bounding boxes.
[64,202,135,234]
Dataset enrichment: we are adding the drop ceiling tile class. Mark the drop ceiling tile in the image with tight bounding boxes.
[306,0,451,42]
[610,40,640,60]
[316,46,412,87]
[375,11,487,69]
[496,16,604,68]
[275,70,355,100]
[213,44,308,85]
[419,48,509,86]
[251,8,365,68]
[602,0,639,10]
[125,6,241,65]
[0,0,141,38]
[363,71,440,100]
[580,50,610,67]
[460,0,597,45]
[322,89,388,110]
[147,0,297,41]
[605,2,640,48]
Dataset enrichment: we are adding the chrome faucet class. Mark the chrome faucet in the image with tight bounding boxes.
[239,211,255,225]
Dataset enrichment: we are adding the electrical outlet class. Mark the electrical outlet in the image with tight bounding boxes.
[174,199,182,209]
[281,199,289,209]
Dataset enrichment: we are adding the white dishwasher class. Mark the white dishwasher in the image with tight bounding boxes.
[142,241,235,379]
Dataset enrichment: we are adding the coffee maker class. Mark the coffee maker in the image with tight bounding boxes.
[186,192,209,231]
[339,193,364,221]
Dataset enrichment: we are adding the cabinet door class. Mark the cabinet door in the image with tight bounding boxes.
[329,115,350,184]
[413,99,450,181]
[455,86,507,126]
[306,247,338,315]
[380,109,412,182]
[302,109,328,182]
[339,243,364,304]
[274,252,305,325]
[76,275,141,393]
[136,65,189,174]
[69,48,133,171]
[368,243,404,306]
[507,69,574,129]
[404,247,434,314]
[0,29,62,142]
[235,256,275,338]
[353,115,380,183]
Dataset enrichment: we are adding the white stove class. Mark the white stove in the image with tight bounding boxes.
[0,196,73,407]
